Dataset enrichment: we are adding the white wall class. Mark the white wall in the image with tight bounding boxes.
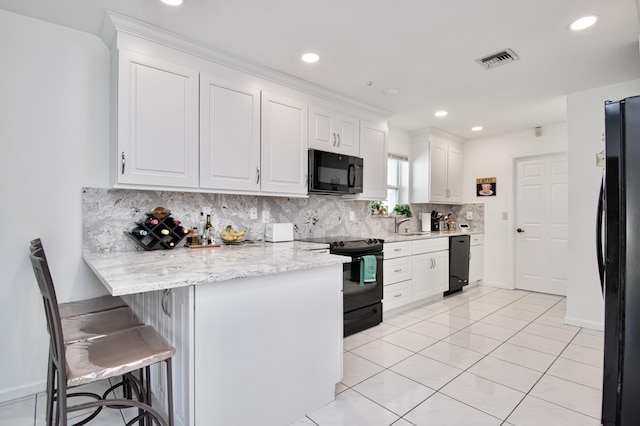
[462,123,568,288]
[565,79,640,330]
[0,10,110,401]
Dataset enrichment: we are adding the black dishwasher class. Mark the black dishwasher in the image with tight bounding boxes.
[445,235,470,296]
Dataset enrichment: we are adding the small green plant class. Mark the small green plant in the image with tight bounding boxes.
[393,203,412,218]
[370,201,387,215]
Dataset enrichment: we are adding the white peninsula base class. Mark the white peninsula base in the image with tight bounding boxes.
[194,265,343,425]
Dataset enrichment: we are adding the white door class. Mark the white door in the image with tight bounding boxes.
[515,154,568,295]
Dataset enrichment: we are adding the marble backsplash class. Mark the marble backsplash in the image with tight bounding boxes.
[82,187,484,252]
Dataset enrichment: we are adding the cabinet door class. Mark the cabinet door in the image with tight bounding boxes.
[261,92,308,195]
[334,113,360,156]
[117,49,199,188]
[359,120,388,200]
[429,250,450,295]
[429,141,448,202]
[309,106,334,151]
[447,145,464,203]
[469,244,484,283]
[411,253,432,300]
[412,250,450,300]
[200,74,261,191]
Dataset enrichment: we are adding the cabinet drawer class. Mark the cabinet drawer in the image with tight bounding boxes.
[383,281,411,311]
[470,234,484,246]
[384,258,412,285]
[384,241,412,259]
[412,237,448,254]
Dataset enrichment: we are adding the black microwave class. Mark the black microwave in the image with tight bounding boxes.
[308,149,363,195]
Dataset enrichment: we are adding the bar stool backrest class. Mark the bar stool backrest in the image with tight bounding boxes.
[30,248,70,420]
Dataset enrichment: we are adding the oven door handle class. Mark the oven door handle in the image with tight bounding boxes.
[350,254,384,262]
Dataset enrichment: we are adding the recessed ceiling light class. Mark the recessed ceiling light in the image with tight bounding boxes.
[301,53,320,63]
[569,15,597,31]
[161,0,183,5]
[471,126,483,132]
[434,111,448,118]
[382,88,399,95]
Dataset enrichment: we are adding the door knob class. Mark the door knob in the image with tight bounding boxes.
[516,228,525,233]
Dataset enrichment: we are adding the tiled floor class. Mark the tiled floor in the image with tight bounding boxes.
[0,285,603,426]
[295,285,603,426]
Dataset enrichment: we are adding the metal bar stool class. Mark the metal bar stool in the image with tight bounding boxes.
[30,246,175,426]
[30,240,146,421]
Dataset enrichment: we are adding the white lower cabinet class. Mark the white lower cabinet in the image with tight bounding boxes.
[469,234,484,283]
[383,237,450,312]
[412,250,449,300]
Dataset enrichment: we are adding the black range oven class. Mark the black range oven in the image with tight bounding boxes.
[302,236,384,337]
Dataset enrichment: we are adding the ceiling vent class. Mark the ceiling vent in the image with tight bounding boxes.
[476,48,519,70]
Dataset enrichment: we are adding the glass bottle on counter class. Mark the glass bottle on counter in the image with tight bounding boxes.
[199,212,207,245]
[205,214,213,245]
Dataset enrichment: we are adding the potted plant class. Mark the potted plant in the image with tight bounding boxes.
[393,203,413,218]
[370,201,387,216]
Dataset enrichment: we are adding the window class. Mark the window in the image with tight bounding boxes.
[387,154,409,213]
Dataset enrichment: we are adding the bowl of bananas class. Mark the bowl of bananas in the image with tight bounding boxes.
[221,225,247,244]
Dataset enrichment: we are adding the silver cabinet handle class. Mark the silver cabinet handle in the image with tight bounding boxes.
[394,269,402,273]
[332,133,337,146]
[394,248,402,252]
[393,293,402,298]
[121,152,125,175]
[161,289,172,318]
[431,258,435,269]
[337,133,341,147]
[256,167,260,184]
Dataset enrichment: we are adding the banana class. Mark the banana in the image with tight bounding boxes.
[221,225,246,242]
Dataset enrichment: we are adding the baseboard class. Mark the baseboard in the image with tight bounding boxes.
[564,315,604,331]
[0,380,45,404]
[479,280,512,290]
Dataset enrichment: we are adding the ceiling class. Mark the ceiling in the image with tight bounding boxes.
[1,0,639,139]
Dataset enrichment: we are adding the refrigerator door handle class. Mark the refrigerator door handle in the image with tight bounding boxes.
[597,175,605,295]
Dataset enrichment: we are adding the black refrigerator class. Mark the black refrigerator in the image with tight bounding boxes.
[599,95,640,426]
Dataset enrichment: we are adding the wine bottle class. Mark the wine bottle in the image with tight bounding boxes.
[128,226,148,237]
[145,217,159,226]
[205,214,213,245]
[160,229,170,236]
[199,212,207,245]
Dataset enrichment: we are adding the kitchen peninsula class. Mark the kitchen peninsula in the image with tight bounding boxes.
[84,242,349,426]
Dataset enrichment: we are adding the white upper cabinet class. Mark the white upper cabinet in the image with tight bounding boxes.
[261,92,309,195]
[410,128,465,204]
[309,105,360,156]
[199,74,261,192]
[115,49,199,189]
[358,120,389,200]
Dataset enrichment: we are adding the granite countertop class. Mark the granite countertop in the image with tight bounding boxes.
[83,241,349,296]
[379,230,483,243]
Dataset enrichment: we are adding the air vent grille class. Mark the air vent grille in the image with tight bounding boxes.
[476,48,519,70]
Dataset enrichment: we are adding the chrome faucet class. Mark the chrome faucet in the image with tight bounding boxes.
[394,216,411,233]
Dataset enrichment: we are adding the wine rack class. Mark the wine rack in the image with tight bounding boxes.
[125,212,189,251]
